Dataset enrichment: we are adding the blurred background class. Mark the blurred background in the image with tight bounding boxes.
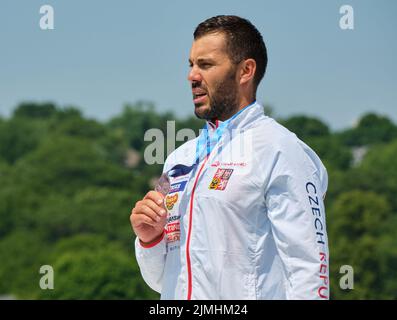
[0,0,396,299]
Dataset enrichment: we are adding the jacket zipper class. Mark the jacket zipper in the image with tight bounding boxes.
[186,156,209,300]
[186,120,218,299]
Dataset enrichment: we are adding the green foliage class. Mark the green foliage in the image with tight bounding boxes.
[108,101,168,151]
[13,136,135,196]
[306,136,352,170]
[51,116,106,139]
[328,191,397,299]
[37,235,158,299]
[0,101,396,299]
[329,190,391,240]
[13,102,57,119]
[0,232,51,297]
[360,139,397,185]
[31,188,140,244]
[0,118,44,164]
[343,140,397,211]
[281,115,330,140]
[338,113,397,146]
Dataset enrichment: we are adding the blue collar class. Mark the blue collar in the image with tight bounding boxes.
[195,100,257,165]
[166,101,257,179]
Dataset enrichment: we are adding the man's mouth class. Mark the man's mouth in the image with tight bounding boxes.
[192,90,207,104]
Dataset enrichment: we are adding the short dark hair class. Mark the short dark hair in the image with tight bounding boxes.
[194,15,268,89]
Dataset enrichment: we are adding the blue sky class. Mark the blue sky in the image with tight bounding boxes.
[0,0,396,130]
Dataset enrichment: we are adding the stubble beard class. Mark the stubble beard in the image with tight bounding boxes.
[194,68,240,122]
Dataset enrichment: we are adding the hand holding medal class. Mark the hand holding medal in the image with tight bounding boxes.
[130,175,169,245]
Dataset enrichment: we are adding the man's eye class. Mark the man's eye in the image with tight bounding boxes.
[200,63,212,69]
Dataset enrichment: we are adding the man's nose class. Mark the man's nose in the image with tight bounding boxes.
[187,65,202,83]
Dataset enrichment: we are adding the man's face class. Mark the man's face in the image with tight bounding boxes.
[188,33,240,121]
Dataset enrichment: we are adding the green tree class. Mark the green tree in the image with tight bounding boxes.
[281,115,330,141]
[0,118,44,164]
[108,101,168,151]
[13,102,57,119]
[38,235,158,299]
[328,190,397,299]
[352,139,397,210]
[338,113,397,146]
[32,187,141,244]
[0,232,51,297]
[13,136,135,196]
[307,136,352,170]
[50,116,106,140]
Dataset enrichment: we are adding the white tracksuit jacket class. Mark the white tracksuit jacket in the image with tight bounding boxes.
[135,102,329,300]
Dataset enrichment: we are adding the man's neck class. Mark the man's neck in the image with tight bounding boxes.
[210,97,256,125]
[236,96,256,114]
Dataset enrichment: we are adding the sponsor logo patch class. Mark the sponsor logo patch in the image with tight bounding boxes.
[209,168,234,191]
[165,194,179,210]
[165,221,180,242]
[211,161,247,167]
[169,180,187,194]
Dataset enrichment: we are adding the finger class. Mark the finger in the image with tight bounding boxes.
[141,199,167,218]
[133,213,157,228]
[144,191,165,206]
[136,204,162,223]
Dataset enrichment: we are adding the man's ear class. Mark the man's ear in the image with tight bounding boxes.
[239,59,256,85]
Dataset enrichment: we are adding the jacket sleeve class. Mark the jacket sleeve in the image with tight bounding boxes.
[134,231,167,293]
[134,159,172,294]
[264,140,329,300]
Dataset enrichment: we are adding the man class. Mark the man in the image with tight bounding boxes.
[130,15,329,300]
